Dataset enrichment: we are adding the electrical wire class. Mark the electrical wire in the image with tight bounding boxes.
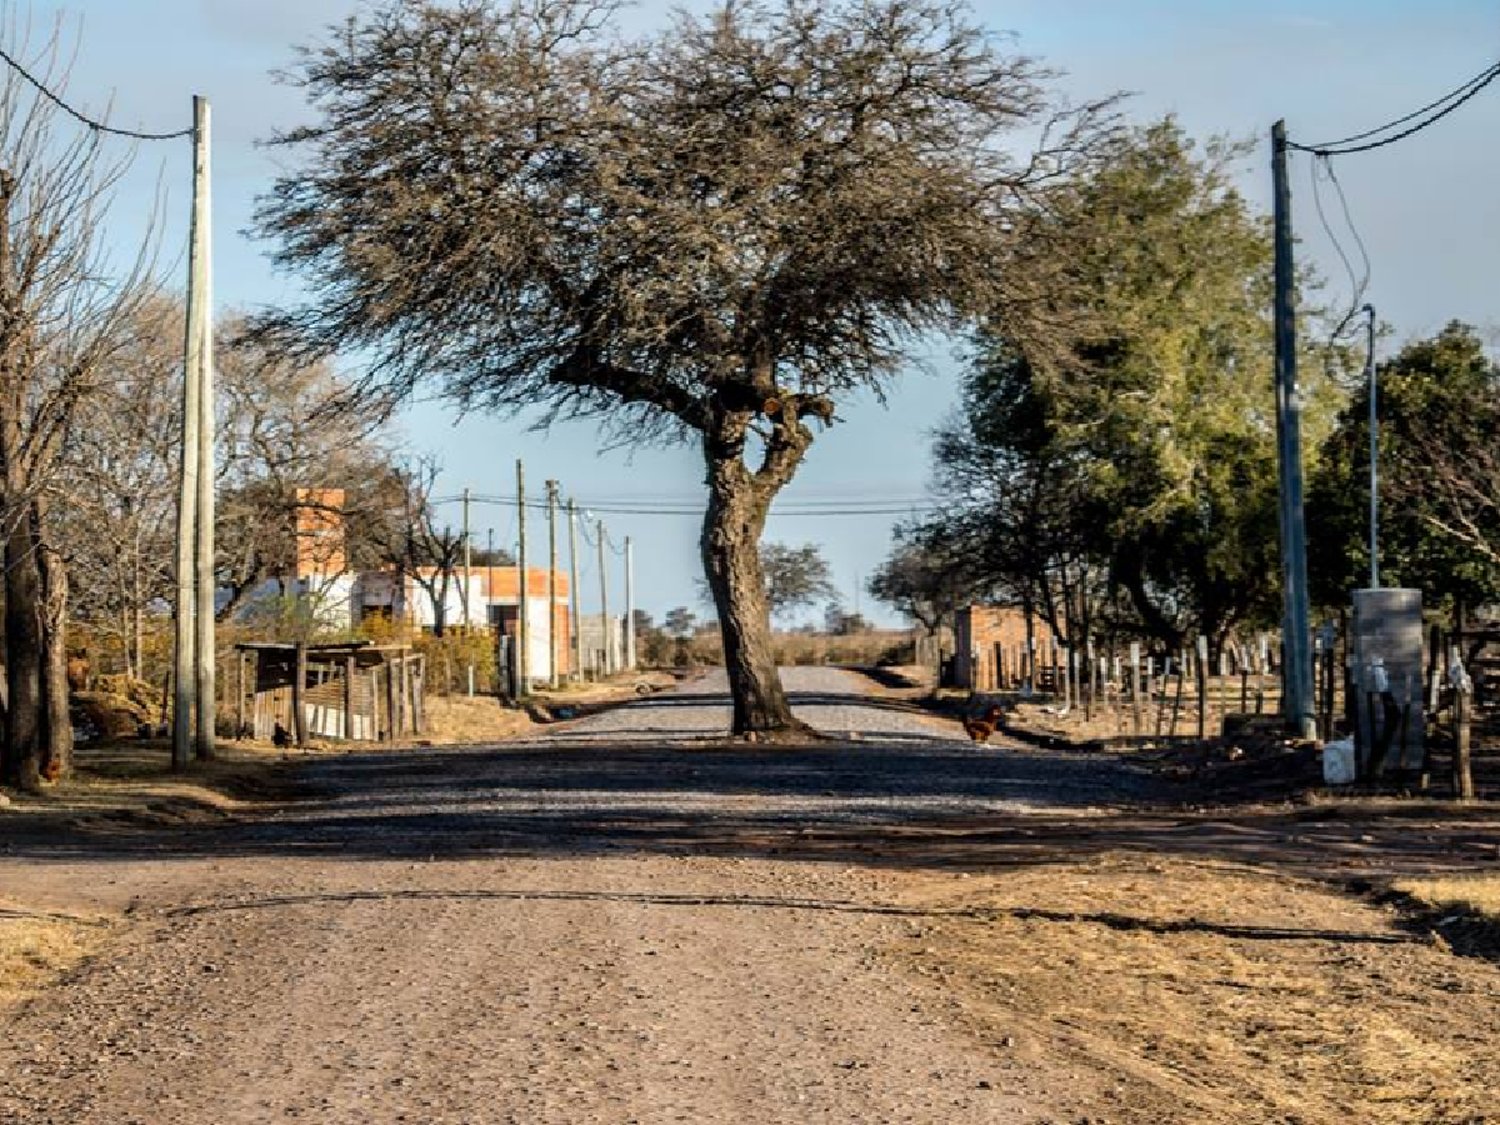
[1290,58,1500,156]
[430,492,940,517]
[1310,153,1371,342]
[0,45,194,141]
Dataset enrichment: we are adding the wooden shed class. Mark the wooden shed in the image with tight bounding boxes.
[232,642,426,746]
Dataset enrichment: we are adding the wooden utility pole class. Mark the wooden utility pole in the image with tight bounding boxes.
[1271,120,1316,740]
[624,536,636,671]
[597,520,611,675]
[567,499,582,683]
[546,480,559,687]
[174,94,214,769]
[516,461,528,692]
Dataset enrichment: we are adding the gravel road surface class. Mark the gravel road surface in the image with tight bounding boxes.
[0,668,1143,1124]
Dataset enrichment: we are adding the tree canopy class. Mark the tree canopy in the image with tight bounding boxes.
[891,118,1347,653]
[1308,321,1500,612]
[257,0,1118,734]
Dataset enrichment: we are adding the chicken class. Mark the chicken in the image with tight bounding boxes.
[963,704,1004,744]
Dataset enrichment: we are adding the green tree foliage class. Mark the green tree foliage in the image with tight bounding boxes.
[662,608,698,639]
[904,118,1345,651]
[823,603,872,635]
[1308,322,1500,611]
[758,543,838,621]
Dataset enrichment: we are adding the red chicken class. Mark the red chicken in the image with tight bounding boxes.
[963,705,1004,744]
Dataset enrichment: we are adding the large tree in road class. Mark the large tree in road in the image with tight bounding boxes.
[256,0,1115,737]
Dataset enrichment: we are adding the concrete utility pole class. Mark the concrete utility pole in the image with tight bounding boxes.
[1271,119,1316,740]
[461,487,472,630]
[192,95,216,762]
[174,94,214,769]
[516,461,528,692]
[597,520,611,675]
[546,480,560,687]
[567,500,582,683]
[1364,302,1380,589]
[624,536,636,671]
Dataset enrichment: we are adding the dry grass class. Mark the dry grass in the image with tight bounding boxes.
[670,628,912,669]
[1392,873,1500,920]
[421,694,536,744]
[0,904,109,1010]
[903,855,1500,1125]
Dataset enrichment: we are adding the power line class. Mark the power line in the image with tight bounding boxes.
[0,45,194,141]
[1289,58,1500,156]
[430,493,939,517]
[1309,153,1371,342]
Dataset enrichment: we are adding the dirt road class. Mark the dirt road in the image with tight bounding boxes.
[2,669,1498,1124]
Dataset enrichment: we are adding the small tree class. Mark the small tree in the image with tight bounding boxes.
[663,607,698,640]
[256,0,1115,736]
[363,457,468,637]
[759,543,838,622]
[824,603,871,635]
[869,525,984,637]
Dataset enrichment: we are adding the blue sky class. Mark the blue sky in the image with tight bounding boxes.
[21,0,1500,625]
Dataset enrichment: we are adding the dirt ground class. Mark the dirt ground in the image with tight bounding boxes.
[899,857,1498,1124]
[2,668,1499,1123]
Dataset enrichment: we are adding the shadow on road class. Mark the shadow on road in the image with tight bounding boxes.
[5,725,1499,882]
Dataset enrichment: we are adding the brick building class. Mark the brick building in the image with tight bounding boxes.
[953,605,1065,691]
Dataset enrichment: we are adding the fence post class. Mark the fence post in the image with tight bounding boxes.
[1195,636,1209,740]
[235,650,247,740]
[1129,642,1142,736]
[1452,653,1475,801]
[292,643,309,747]
[343,652,355,740]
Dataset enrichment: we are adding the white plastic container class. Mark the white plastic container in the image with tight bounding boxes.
[1322,738,1357,785]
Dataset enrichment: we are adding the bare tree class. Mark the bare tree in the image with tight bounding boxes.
[0,23,160,789]
[868,527,982,638]
[54,299,183,679]
[214,320,395,623]
[361,455,469,637]
[255,0,1117,736]
[1407,405,1500,571]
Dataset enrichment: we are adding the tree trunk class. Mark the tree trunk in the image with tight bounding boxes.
[699,405,818,740]
[35,502,73,781]
[3,513,45,791]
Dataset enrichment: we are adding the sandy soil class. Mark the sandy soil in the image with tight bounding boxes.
[2,668,1498,1124]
